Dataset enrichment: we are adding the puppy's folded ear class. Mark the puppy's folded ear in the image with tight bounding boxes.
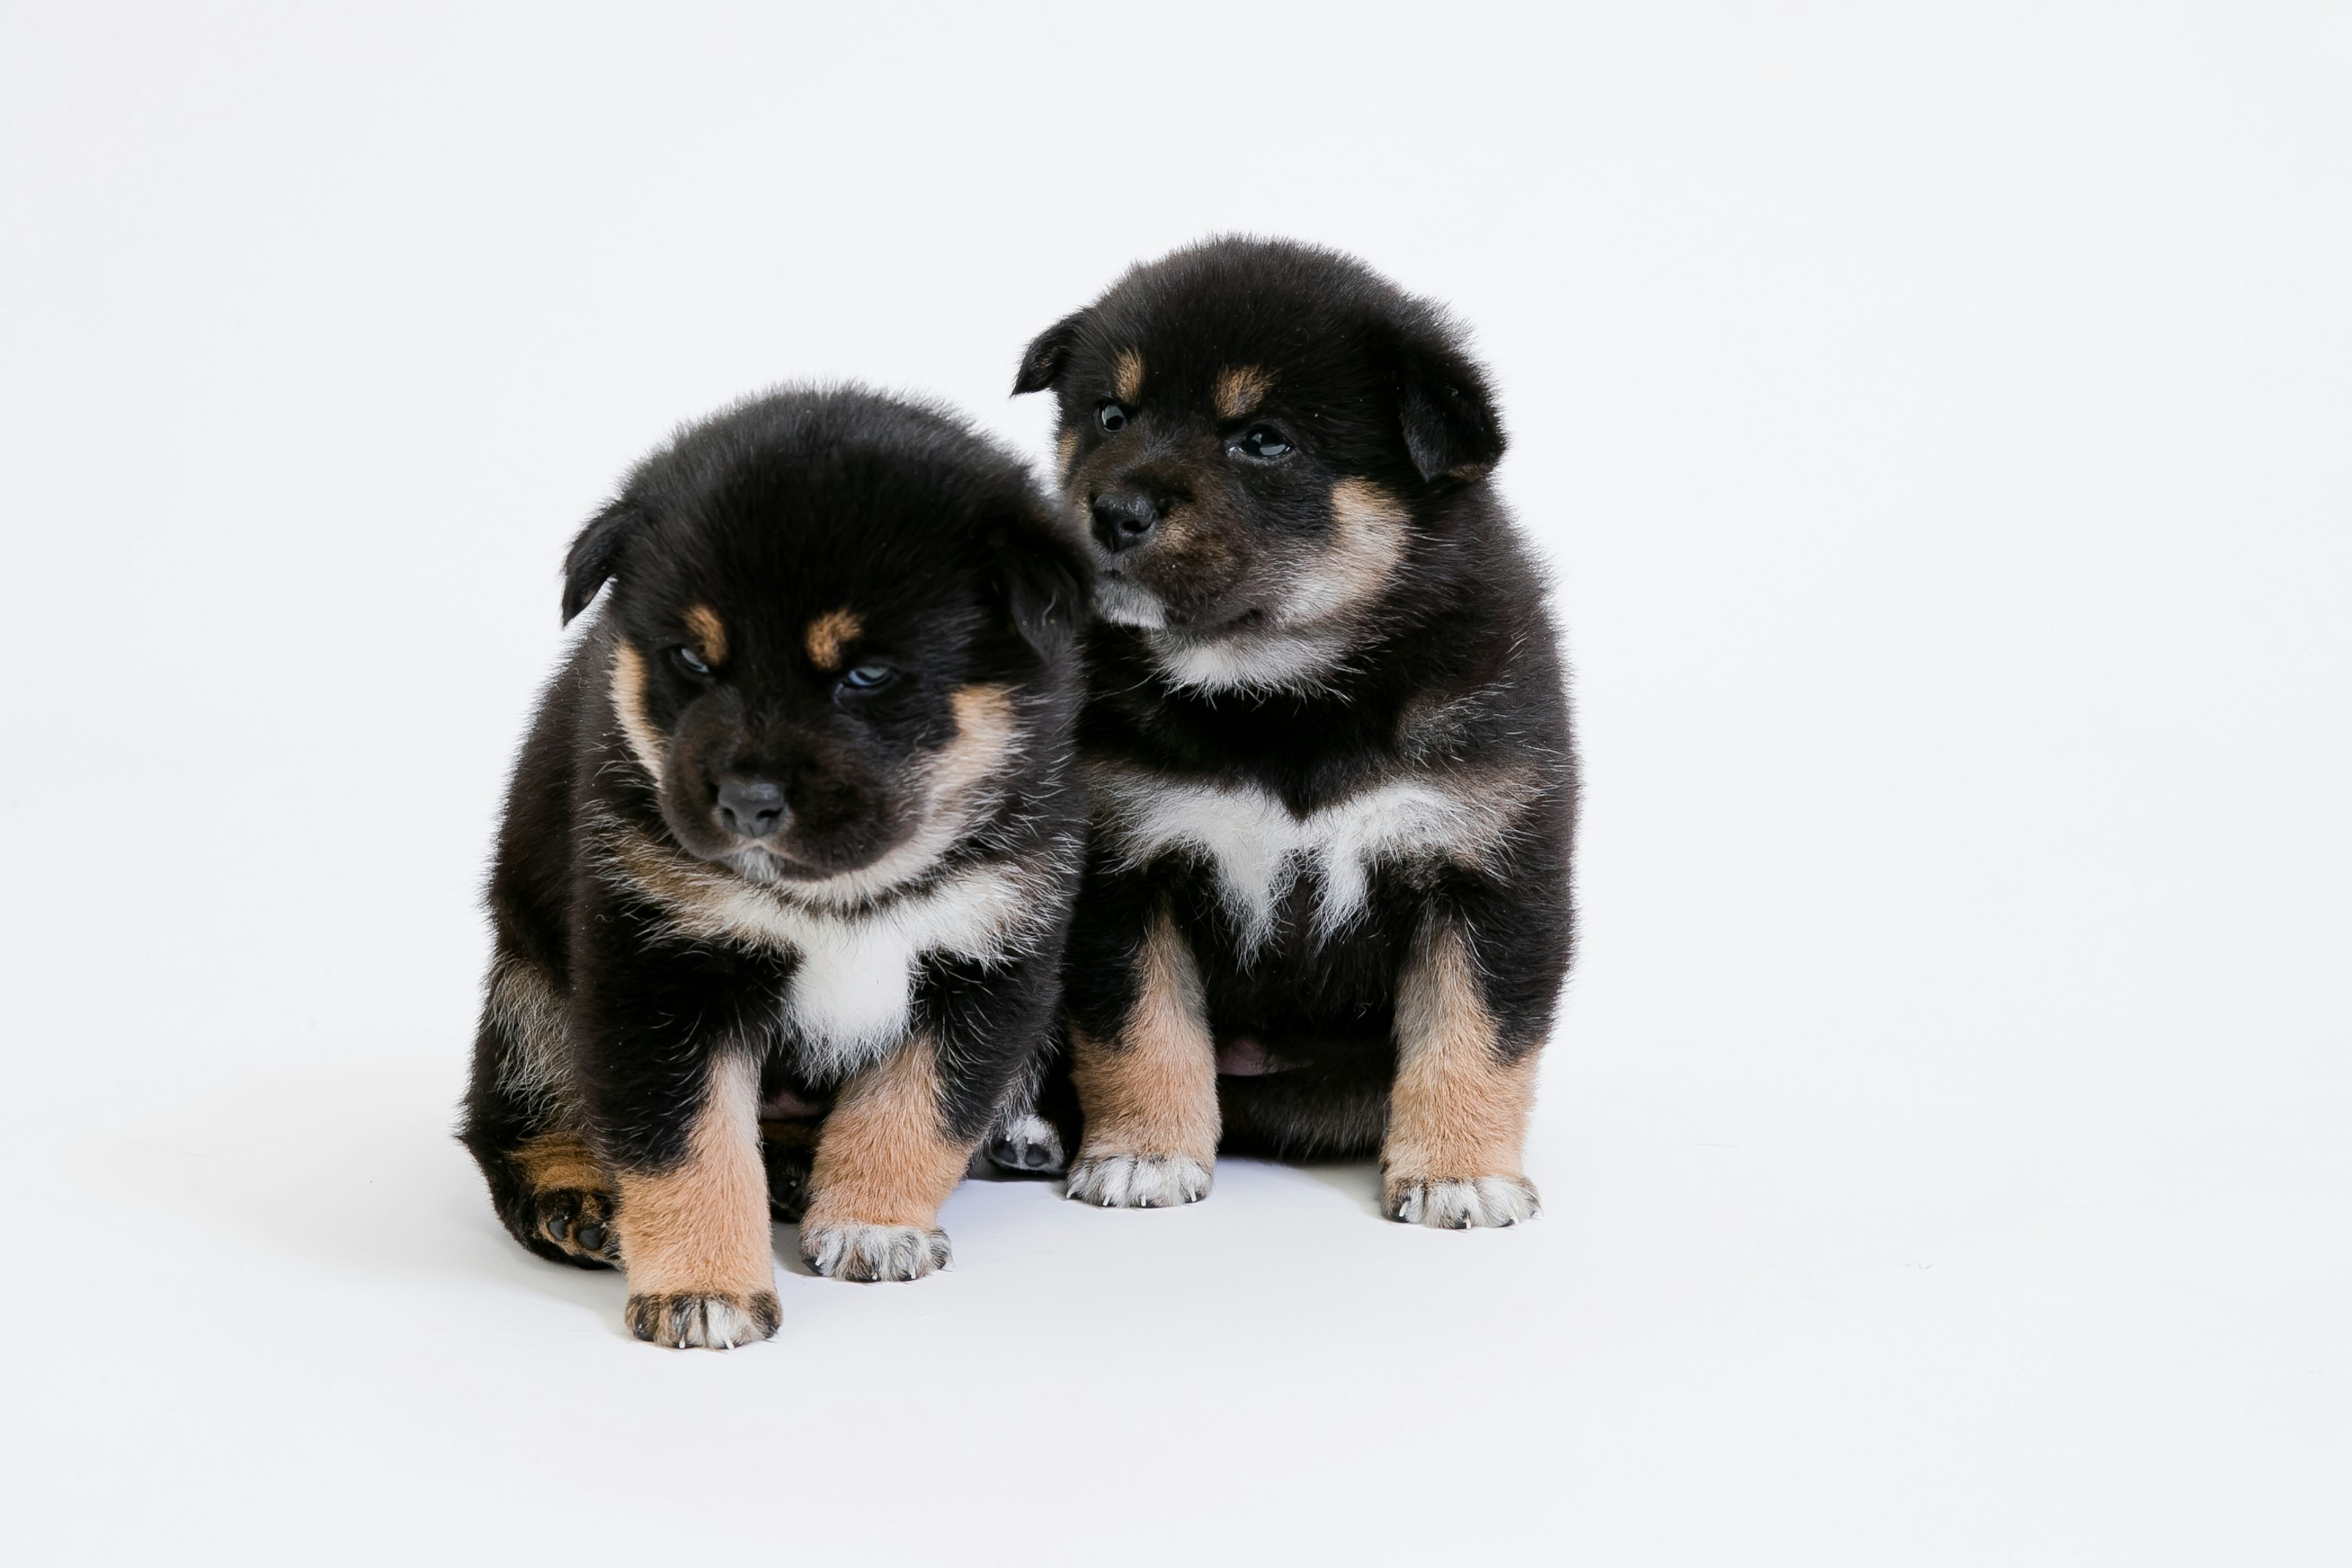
[1395,331,1507,483]
[989,507,1094,660]
[1012,311,1088,396]
[561,499,646,624]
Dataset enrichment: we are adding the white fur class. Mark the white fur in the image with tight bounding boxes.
[1065,1153,1213,1208]
[1087,765,1528,949]
[1142,626,1355,696]
[1093,576,1169,629]
[801,1223,952,1281]
[603,827,1054,1079]
[1388,1175,1540,1228]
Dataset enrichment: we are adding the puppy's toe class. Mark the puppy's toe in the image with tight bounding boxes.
[625,1290,780,1351]
[801,1223,952,1282]
[984,1114,1067,1176]
[533,1188,622,1267]
[1065,1152,1212,1209]
[1384,1174,1540,1229]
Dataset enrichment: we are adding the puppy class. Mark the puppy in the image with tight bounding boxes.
[1012,238,1577,1227]
[461,389,1089,1348]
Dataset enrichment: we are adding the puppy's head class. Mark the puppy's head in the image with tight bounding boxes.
[564,389,1087,897]
[1013,237,1503,692]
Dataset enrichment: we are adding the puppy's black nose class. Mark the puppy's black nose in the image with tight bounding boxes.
[715,776,788,839]
[1090,488,1162,554]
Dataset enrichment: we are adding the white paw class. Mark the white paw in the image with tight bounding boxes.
[801,1223,952,1281]
[1384,1175,1540,1229]
[1065,1152,1212,1208]
[984,1112,1066,1174]
[625,1291,780,1349]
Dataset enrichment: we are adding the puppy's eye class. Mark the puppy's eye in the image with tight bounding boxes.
[1096,402,1129,433]
[1235,425,1293,461]
[837,663,896,693]
[671,646,712,677]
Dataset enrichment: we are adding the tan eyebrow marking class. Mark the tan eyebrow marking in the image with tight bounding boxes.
[682,604,727,664]
[804,607,863,671]
[1213,366,1273,420]
[1112,348,1145,404]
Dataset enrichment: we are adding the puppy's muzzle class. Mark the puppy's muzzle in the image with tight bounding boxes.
[1090,487,1162,556]
[714,774,789,840]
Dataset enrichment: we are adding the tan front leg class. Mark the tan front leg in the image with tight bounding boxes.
[1066,909,1219,1208]
[614,1053,779,1348]
[799,1036,971,1281]
[1382,914,1542,1228]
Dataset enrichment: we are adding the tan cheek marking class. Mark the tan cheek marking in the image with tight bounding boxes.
[929,684,1017,801]
[609,641,668,786]
[682,603,728,665]
[614,1054,774,1298]
[805,607,863,671]
[514,1131,607,1194]
[1213,365,1273,420]
[1282,477,1411,626]
[1069,910,1220,1166]
[1112,347,1145,404]
[1055,428,1079,483]
[801,1036,971,1230]
[1382,916,1538,1189]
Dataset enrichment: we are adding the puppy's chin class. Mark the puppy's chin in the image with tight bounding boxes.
[719,842,892,886]
[1093,576,1168,630]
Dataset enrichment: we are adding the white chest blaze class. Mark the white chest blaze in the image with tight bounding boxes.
[609,829,1042,1079]
[1090,769,1520,948]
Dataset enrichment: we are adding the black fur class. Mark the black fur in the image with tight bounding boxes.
[1016,238,1577,1182]
[461,388,1090,1331]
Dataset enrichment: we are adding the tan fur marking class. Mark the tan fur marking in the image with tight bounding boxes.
[514,1131,606,1194]
[1112,347,1145,404]
[804,607,863,671]
[1284,477,1411,627]
[1383,916,1537,1183]
[1069,910,1220,1164]
[609,642,667,786]
[1213,365,1274,420]
[931,684,1017,801]
[1055,428,1079,480]
[682,603,728,665]
[802,1036,971,1230]
[614,1054,773,1298]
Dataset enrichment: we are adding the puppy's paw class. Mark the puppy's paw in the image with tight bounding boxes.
[801,1223,952,1282]
[984,1113,1066,1175]
[625,1290,780,1350]
[1383,1174,1540,1229]
[533,1188,622,1268]
[1065,1152,1212,1208]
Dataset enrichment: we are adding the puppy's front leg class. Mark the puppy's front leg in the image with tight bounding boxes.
[612,1052,780,1348]
[1382,912,1543,1228]
[799,1036,973,1281]
[1066,909,1219,1208]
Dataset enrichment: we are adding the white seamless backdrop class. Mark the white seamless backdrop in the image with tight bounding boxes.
[3,4,2345,1564]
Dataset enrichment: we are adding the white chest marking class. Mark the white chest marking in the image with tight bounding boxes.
[1088,767,1523,948]
[607,828,1042,1079]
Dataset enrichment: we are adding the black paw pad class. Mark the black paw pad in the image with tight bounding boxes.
[532,1188,620,1268]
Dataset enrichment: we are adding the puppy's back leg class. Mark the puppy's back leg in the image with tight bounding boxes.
[976,1028,1069,1177]
[460,954,620,1268]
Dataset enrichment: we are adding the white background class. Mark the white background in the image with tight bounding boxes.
[4,3,2345,1562]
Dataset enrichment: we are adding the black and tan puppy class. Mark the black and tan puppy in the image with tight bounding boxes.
[1012,238,1577,1227]
[461,389,1088,1348]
